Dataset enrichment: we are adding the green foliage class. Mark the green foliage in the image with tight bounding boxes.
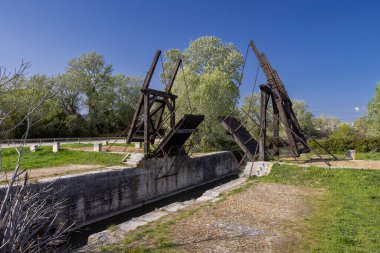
[1,52,143,139]
[291,99,316,135]
[163,36,243,149]
[240,95,317,141]
[308,137,380,153]
[312,115,342,138]
[367,82,380,136]
[253,164,380,252]
[331,123,355,139]
[356,152,380,160]
[354,116,370,138]
[0,74,57,138]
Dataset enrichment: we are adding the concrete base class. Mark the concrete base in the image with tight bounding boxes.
[30,144,39,152]
[102,140,109,146]
[82,177,246,251]
[243,162,272,177]
[94,143,102,152]
[3,151,239,229]
[346,150,356,160]
[53,142,60,153]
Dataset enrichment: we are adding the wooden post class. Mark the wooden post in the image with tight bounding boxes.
[272,95,280,156]
[144,93,150,155]
[171,98,176,129]
[259,90,269,161]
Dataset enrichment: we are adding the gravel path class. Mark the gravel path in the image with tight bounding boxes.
[281,160,380,170]
[0,164,116,184]
[168,182,319,252]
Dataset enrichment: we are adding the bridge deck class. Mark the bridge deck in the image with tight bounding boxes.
[219,116,259,160]
[152,114,204,157]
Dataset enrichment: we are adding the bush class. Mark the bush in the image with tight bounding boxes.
[308,137,380,153]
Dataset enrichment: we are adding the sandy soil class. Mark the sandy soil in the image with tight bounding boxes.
[70,146,143,153]
[120,182,320,253]
[281,159,380,170]
[0,164,116,183]
[167,183,319,253]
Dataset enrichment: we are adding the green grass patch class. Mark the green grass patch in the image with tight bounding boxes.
[0,146,124,171]
[357,152,380,160]
[61,143,93,148]
[251,163,380,252]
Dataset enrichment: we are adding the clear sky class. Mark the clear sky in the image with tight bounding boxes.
[1,0,379,123]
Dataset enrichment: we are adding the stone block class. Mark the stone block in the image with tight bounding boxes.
[94,143,102,152]
[118,219,147,232]
[29,144,39,152]
[53,142,60,153]
[346,149,356,160]
[160,202,186,213]
[102,140,108,146]
[243,161,272,177]
[137,210,167,222]
[134,142,141,148]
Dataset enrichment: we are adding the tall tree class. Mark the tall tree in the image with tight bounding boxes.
[163,36,243,148]
[367,82,380,136]
[331,123,355,139]
[54,73,83,116]
[313,115,341,138]
[65,52,113,134]
[291,99,316,136]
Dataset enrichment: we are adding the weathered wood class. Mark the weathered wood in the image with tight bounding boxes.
[259,90,269,161]
[127,50,161,144]
[249,41,310,157]
[144,92,150,154]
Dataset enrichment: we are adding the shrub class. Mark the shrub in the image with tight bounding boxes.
[308,137,380,153]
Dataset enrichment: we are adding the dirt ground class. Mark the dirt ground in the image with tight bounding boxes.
[281,159,380,170]
[0,164,121,184]
[169,183,319,252]
[70,146,142,153]
[121,182,321,253]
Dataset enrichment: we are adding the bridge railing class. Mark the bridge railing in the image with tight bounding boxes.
[0,137,128,146]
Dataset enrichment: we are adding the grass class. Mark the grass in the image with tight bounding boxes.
[61,143,93,148]
[250,164,380,252]
[108,224,118,232]
[0,146,124,171]
[357,152,380,160]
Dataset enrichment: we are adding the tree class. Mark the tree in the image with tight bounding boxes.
[163,36,243,148]
[112,74,142,130]
[313,115,342,138]
[0,61,71,252]
[291,99,316,136]
[354,116,369,138]
[240,93,260,139]
[54,73,83,116]
[331,123,355,139]
[65,52,113,134]
[367,82,380,136]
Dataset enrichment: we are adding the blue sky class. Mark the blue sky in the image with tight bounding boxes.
[1,0,379,123]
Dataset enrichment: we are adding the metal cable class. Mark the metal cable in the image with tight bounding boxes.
[245,63,260,122]
[180,63,194,113]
